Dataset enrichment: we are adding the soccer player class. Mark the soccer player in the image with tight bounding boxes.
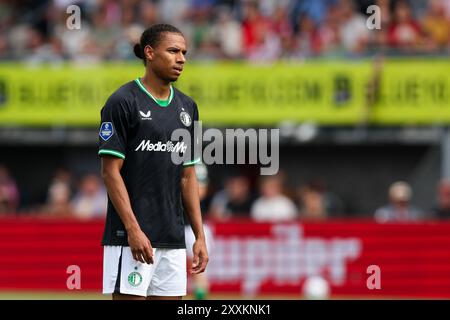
[98,24,208,300]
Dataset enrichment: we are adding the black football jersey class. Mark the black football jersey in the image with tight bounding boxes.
[98,78,200,248]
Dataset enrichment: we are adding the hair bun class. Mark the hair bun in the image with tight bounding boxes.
[133,43,143,59]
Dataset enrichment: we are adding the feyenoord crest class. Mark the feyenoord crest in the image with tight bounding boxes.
[180,111,191,127]
[128,271,143,287]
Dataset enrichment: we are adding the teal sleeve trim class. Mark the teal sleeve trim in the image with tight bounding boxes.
[98,149,125,159]
[183,158,201,167]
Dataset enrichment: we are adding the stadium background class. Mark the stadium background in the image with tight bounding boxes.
[0,0,450,299]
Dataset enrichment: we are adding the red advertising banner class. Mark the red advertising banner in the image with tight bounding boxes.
[0,217,449,298]
[208,221,450,298]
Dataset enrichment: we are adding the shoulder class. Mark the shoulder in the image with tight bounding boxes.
[375,205,390,213]
[251,198,266,209]
[374,205,392,219]
[173,86,198,109]
[102,81,137,112]
[277,195,296,207]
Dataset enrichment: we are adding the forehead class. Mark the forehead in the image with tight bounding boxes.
[157,33,186,49]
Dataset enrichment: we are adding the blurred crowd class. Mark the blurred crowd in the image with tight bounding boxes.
[202,169,450,223]
[2,162,450,222]
[0,0,449,64]
[0,164,107,219]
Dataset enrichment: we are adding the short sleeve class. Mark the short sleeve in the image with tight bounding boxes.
[183,102,201,166]
[98,95,130,160]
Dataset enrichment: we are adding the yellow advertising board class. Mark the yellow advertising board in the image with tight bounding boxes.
[370,60,450,125]
[176,62,371,125]
[0,60,448,126]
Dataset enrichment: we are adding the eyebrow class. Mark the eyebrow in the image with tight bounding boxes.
[167,47,187,54]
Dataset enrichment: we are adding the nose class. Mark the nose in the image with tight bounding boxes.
[177,52,186,64]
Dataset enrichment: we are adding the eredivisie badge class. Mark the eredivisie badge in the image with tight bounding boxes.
[99,122,114,141]
[180,111,191,127]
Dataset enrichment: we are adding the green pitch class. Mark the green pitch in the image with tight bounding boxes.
[0,291,304,300]
[0,291,108,300]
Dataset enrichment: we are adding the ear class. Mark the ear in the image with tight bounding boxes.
[144,45,154,61]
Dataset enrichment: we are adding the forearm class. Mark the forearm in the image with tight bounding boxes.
[102,168,140,233]
[181,170,205,240]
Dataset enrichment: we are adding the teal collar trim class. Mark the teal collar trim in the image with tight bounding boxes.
[135,78,173,107]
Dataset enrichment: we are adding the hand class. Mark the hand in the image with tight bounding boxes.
[127,227,154,264]
[190,238,209,274]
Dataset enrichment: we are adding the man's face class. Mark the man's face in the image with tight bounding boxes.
[146,33,187,83]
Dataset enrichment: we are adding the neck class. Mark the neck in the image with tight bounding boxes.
[141,70,171,100]
[393,202,407,209]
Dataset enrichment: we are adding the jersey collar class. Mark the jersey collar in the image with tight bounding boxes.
[135,78,173,107]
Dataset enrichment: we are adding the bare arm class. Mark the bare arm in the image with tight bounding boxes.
[181,166,209,274]
[101,156,153,264]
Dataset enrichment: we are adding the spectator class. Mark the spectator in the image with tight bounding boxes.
[90,5,121,60]
[298,183,326,220]
[431,178,450,219]
[290,0,338,26]
[0,165,20,214]
[408,0,431,20]
[43,167,73,217]
[25,30,65,66]
[315,5,341,56]
[297,179,344,221]
[250,174,297,222]
[374,181,423,223]
[241,0,279,61]
[139,0,159,27]
[0,34,12,60]
[72,35,103,65]
[421,0,450,51]
[190,9,221,60]
[44,180,72,217]
[291,13,322,58]
[388,1,422,51]
[271,4,294,57]
[369,0,392,50]
[209,173,254,221]
[445,0,450,19]
[210,5,243,59]
[112,24,144,61]
[71,174,107,219]
[158,0,190,24]
[338,0,370,54]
